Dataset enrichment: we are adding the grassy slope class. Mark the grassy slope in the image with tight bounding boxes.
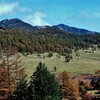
[20,50,100,77]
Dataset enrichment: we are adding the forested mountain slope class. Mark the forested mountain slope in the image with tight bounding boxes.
[0,27,100,55]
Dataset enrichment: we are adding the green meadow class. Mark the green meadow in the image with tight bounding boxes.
[20,50,100,77]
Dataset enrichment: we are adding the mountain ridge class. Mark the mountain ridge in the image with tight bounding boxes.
[53,24,96,34]
[0,18,36,31]
[0,18,98,34]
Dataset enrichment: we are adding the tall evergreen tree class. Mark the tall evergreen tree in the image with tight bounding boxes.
[14,76,28,100]
[29,62,63,100]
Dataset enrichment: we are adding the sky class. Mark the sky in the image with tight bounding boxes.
[0,0,100,32]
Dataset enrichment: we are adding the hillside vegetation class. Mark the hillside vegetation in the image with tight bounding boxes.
[0,28,100,55]
[0,28,100,76]
[0,25,100,100]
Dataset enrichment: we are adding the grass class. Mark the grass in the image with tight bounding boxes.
[20,50,100,77]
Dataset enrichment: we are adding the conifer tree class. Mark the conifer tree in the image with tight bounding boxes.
[14,76,28,100]
[29,62,63,100]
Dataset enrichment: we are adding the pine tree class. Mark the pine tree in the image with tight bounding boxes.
[14,76,28,100]
[29,62,63,100]
[25,82,36,100]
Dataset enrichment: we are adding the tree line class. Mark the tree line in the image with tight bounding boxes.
[0,28,100,55]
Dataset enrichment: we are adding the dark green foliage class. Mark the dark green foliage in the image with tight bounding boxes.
[25,84,36,100]
[74,48,80,57]
[47,51,53,57]
[29,62,63,100]
[0,28,100,55]
[0,29,73,54]
[64,54,72,62]
[53,66,57,72]
[14,77,28,100]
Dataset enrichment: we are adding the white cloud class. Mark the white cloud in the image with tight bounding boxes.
[0,2,18,15]
[24,11,50,26]
[0,1,50,26]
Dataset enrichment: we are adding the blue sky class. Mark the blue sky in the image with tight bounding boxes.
[0,0,100,32]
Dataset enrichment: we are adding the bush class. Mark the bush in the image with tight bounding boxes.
[47,51,53,57]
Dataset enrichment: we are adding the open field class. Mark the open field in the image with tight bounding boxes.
[20,49,100,77]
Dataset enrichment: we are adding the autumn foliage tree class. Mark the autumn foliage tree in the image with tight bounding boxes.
[0,30,27,100]
[0,66,13,99]
[56,71,79,100]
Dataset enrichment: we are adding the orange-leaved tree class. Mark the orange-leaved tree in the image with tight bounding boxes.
[0,29,27,100]
[56,71,79,100]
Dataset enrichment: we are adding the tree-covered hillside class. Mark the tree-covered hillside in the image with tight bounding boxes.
[0,27,100,55]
